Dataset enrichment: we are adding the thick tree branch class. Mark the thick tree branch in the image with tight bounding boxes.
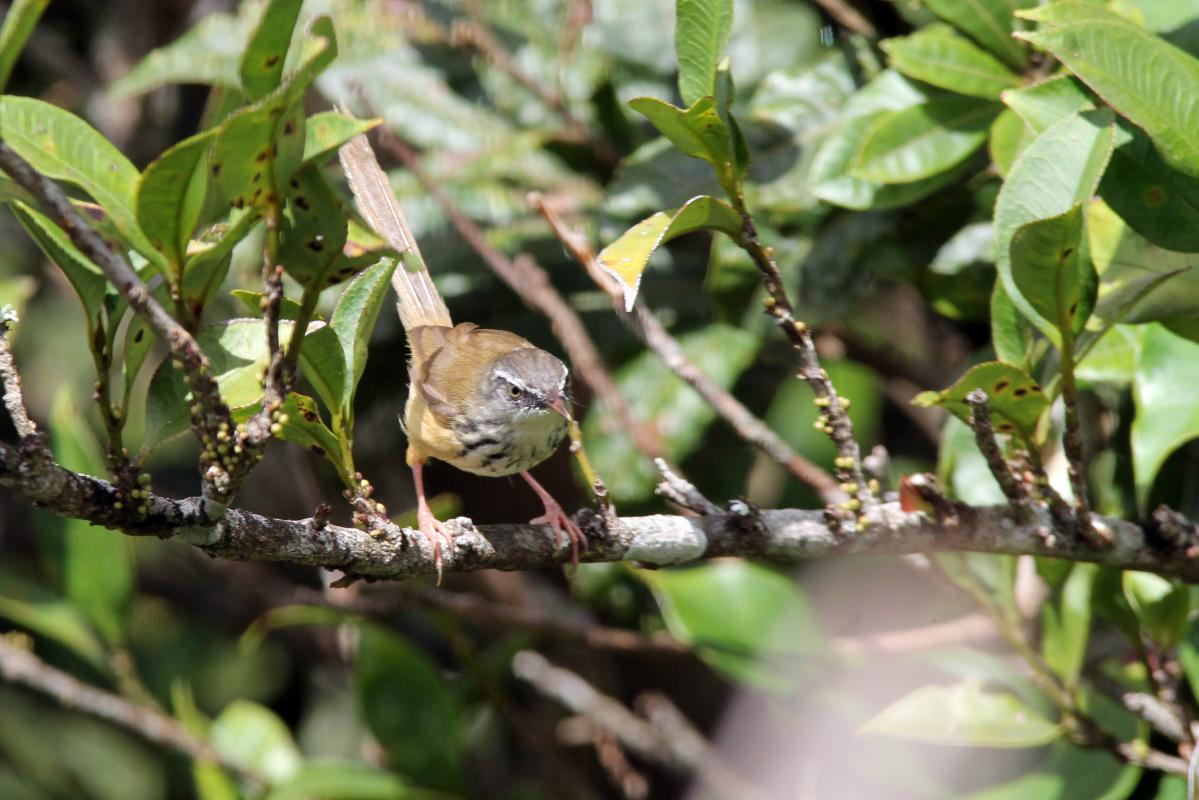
[3,436,1199,581]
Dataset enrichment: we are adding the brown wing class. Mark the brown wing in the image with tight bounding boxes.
[416,325,533,417]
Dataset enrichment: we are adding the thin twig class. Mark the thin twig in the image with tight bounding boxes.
[530,193,845,506]
[513,650,765,798]
[0,634,263,786]
[654,458,721,515]
[375,131,663,464]
[965,390,1032,516]
[299,586,690,656]
[0,309,38,440]
[810,0,877,38]
[730,214,872,519]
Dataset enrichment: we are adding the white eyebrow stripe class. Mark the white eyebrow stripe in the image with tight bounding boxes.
[494,369,527,389]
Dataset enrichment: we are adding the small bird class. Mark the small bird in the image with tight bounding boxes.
[338,131,586,571]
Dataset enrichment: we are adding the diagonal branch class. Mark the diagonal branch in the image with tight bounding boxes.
[0,140,239,514]
[0,634,263,786]
[0,309,40,441]
[530,193,845,505]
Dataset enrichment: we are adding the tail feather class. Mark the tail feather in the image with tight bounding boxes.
[338,127,451,330]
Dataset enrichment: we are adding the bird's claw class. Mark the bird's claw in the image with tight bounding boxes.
[530,498,587,568]
[417,504,454,585]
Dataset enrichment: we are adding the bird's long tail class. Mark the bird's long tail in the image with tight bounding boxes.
[338,126,452,331]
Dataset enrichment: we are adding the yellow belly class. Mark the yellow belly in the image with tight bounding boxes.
[404,392,567,477]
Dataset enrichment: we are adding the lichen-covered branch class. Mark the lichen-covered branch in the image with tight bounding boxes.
[2,434,1199,581]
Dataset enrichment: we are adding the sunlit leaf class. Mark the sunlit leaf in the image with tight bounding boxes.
[1130,324,1199,506]
[994,110,1116,337]
[0,95,160,266]
[329,258,396,418]
[136,129,216,281]
[1009,204,1096,342]
[596,195,741,311]
[849,96,999,184]
[301,112,381,166]
[921,0,1032,69]
[109,12,247,97]
[239,0,303,101]
[883,28,1020,100]
[913,361,1048,442]
[675,0,733,107]
[1018,3,1199,178]
[210,701,301,785]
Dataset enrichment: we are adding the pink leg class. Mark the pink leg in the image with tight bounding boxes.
[521,471,586,567]
[412,460,454,581]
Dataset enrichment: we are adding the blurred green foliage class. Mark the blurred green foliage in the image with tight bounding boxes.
[3,0,1199,798]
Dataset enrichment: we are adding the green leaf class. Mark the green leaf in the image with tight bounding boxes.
[1018,3,1199,179]
[675,0,733,107]
[230,289,304,320]
[264,762,409,800]
[301,112,381,166]
[297,324,347,423]
[639,560,821,688]
[210,701,301,785]
[182,209,259,314]
[1131,324,1199,505]
[994,110,1116,337]
[136,129,216,280]
[1041,563,1096,690]
[276,393,348,479]
[51,392,133,646]
[0,95,160,266]
[913,361,1048,442]
[239,0,303,101]
[922,0,1032,69]
[109,12,246,97]
[143,318,301,450]
[988,107,1033,178]
[0,571,107,669]
[212,17,337,211]
[10,201,107,330]
[596,195,741,311]
[991,279,1034,368]
[849,97,999,184]
[964,742,1140,800]
[329,258,397,418]
[1009,203,1096,341]
[1086,200,1199,333]
[0,1,49,92]
[1101,123,1199,252]
[861,681,1061,747]
[1002,75,1094,135]
[628,96,741,195]
[1123,571,1191,648]
[811,109,968,209]
[583,324,759,503]
[277,164,351,290]
[355,624,463,790]
[122,313,155,405]
[882,29,1021,100]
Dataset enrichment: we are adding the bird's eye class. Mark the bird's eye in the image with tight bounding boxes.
[508,384,523,399]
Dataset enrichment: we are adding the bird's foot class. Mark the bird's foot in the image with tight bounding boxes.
[417,501,454,584]
[530,502,587,568]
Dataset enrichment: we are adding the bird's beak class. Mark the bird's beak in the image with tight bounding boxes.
[547,394,571,420]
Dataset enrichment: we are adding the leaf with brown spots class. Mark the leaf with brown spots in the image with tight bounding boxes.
[239,0,303,101]
[913,361,1048,443]
[212,16,337,213]
[276,392,348,479]
[1010,203,1096,343]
